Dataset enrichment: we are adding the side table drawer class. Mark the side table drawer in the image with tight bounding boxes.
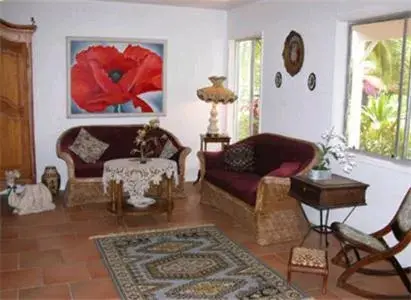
[289,177,368,209]
[322,188,366,208]
[289,180,321,206]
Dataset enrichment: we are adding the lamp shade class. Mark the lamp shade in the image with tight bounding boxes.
[197,76,238,104]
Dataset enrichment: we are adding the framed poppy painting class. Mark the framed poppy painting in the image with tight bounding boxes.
[67,37,167,118]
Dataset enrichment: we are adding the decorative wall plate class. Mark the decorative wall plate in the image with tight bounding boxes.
[308,72,316,91]
[275,72,282,88]
[282,30,305,77]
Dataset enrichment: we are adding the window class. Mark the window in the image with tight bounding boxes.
[345,14,411,160]
[233,38,262,141]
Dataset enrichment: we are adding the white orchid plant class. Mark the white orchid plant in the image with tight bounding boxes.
[314,127,356,174]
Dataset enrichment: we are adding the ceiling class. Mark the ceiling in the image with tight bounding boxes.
[94,0,259,10]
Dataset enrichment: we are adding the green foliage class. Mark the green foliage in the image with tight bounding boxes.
[365,38,411,93]
[360,92,397,156]
[237,111,259,140]
[235,38,261,140]
[357,33,411,159]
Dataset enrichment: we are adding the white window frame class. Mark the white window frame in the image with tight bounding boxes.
[232,36,262,142]
[344,12,411,162]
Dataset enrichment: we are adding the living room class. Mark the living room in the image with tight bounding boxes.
[1,0,411,299]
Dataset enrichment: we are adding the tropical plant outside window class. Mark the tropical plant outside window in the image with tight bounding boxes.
[345,15,411,161]
[234,38,262,141]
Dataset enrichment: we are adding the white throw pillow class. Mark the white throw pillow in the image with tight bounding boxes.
[69,128,109,163]
[159,139,178,159]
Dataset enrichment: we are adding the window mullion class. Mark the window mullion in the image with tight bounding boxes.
[394,19,408,158]
[249,40,256,136]
[402,20,411,159]
[233,42,240,141]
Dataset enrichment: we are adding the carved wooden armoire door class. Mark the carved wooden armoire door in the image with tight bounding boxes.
[0,19,37,189]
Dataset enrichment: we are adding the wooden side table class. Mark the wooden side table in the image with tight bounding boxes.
[289,174,369,247]
[193,134,230,184]
[200,134,230,151]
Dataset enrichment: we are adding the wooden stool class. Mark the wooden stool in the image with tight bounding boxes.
[287,246,329,294]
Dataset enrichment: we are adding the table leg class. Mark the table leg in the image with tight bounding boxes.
[110,180,116,212]
[167,177,173,221]
[312,209,332,248]
[319,209,325,248]
[300,225,313,247]
[324,209,330,247]
[193,170,201,185]
[114,180,124,226]
[194,138,205,185]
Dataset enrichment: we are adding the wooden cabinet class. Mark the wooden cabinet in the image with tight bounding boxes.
[0,19,37,189]
[289,174,369,247]
[289,174,368,209]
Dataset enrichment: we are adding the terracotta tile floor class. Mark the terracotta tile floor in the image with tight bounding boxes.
[1,184,409,299]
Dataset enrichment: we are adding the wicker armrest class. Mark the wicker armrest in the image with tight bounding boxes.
[254,175,309,245]
[176,147,191,186]
[197,150,225,183]
[56,135,76,179]
[255,176,291,213]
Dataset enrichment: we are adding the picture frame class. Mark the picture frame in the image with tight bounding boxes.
[66,36,167,118]
[282,30,304,77]
[308,72,316,91]
[275,72,282,88]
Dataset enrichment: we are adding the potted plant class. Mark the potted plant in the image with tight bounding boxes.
[130,118,160,163]
[309,127,356,180]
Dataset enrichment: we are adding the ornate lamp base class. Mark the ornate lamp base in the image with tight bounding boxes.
[207,102,219,136]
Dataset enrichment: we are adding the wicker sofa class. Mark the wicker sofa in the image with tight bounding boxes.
[57,125,191,206]
[197,133,319,245]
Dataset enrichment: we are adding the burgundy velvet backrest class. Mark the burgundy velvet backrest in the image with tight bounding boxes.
[229,133,316,177]
[58,125,183,162]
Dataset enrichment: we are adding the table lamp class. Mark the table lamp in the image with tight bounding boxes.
[197,76,238,136]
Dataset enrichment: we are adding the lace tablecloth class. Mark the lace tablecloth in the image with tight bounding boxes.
[102,158,178,208]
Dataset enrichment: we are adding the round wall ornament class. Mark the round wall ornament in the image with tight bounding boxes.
[274,72,282,88]
[307,72,316,91]
[282,30,305,77]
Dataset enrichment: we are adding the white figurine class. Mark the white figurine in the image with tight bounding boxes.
[3,169,56,215]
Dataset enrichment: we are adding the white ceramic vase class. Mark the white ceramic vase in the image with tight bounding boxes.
[308,169,332,181]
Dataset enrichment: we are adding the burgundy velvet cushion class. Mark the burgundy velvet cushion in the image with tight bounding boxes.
[254,143,282,176]
[270,161,301,177]
[253,134,315,176]
[204,151,225,170]
[74,160,104,178]
[205,170,261,206]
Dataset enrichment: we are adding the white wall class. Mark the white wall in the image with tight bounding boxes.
[229,1,411,266]
[2,1,227,184]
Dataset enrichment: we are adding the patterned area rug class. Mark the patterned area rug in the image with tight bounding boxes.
[92,225,308,300]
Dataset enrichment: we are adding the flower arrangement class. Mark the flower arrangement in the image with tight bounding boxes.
[313,127,356,174]
[130,118,160,162]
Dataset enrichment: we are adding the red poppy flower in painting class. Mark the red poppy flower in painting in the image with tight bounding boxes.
[71,45,162,113]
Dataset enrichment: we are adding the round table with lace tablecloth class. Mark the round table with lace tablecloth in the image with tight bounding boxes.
[102,158,178,222]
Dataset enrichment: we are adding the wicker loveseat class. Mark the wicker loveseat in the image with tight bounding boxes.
[57,125,191,206]
[197,133,319,245]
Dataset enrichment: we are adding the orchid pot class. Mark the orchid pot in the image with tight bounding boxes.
[308,169,332,181]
